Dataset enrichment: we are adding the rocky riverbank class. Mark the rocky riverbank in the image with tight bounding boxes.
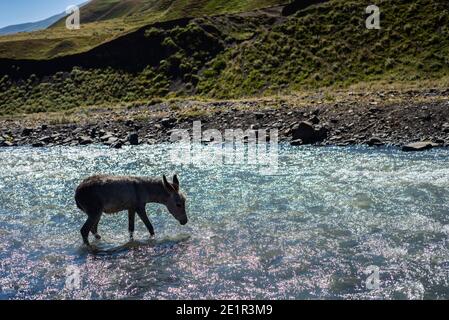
[1,88,448,151]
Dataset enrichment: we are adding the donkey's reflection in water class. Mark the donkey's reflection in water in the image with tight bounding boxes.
[75,174,187,245]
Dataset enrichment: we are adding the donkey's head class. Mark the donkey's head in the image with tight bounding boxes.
[163,174,188,225]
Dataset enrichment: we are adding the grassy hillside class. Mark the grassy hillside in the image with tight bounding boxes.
[0,0,448,115]
[0,0,286,59]
[72,0,284,22]
[198,0,449,97]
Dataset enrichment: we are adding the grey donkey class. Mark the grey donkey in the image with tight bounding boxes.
[75,174,187,245]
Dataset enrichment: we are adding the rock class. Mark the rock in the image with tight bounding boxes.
[291,139,303,146]
[101,133,115,142]
[329,135,343,141]
[89,128,97,138]
[41,124,48,131]
[32,142,45,148]
[442,123,449,133]
[292,121,328,144]
[316,125,329,140]
[111,141,123,149]
[161,118,176,129]
[254,112,265,120]
[79,136,93,145]
[309,115,320,125]
[128,132,139,145]
[292,121,313,141]
[62,138,73,145]
[39,136,52,144]
[402,141,438,152]
[72,127,83,135]
[22,128,33,136]
[366,137,384,147]
[342,139,357,145]
[3,141,14,147]
[103,137,119,146]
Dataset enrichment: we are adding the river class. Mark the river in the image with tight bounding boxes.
[0,144,448,299]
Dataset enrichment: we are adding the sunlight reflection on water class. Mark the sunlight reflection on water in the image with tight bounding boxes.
[0,144,448,299]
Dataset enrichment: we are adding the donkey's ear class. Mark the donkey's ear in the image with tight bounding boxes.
[163,175,176,193]
[172,174,180,191]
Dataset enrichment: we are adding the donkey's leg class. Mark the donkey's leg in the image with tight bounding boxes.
[136,207,155,236]
[80,212,100,245]
[91,214,102,240]
[128,209,136,240]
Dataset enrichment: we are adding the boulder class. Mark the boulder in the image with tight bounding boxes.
[32,142,45,148]
[103,136,118,146]
[254,112,265,120]
[402,141,438,152]
[128,132,139,145]
[39,136,52,144]
[2,140,14,147]
[292,121,328,144]
[309,115,320,125]
[62,138,74,145]
[292,121,314,142]
[161,118,176,129]
[79,136,93,145]
[22,128,33,136]
[291,139,303,146]
[111,141,123,149]
[442,123,449,133]
[89,128,97,138]
[101,133,115,142]
[366,137,384,147]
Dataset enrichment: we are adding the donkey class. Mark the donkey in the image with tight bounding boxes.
[75,174,187,245]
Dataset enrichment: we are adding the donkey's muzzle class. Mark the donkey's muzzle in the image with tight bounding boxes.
[180,218,188,225]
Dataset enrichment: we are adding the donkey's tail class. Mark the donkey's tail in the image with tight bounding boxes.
[75,198,83,211]
[75,189,84,212]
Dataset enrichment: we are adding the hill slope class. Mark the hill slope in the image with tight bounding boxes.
[58,0,286,23]
[0,0,287,59]
[0,0,448,115]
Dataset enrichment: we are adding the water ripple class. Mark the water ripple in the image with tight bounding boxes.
[0,145,448,299]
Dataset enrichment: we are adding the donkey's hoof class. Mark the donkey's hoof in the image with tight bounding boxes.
[94,234,101,240]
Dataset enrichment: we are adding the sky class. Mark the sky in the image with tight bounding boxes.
[0,0,87,28]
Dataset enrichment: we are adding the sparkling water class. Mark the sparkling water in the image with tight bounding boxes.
[0,145,448,299]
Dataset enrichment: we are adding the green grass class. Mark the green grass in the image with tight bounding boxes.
[197,0,449,97]
[1,0,449,116]
[0,0,286,59]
